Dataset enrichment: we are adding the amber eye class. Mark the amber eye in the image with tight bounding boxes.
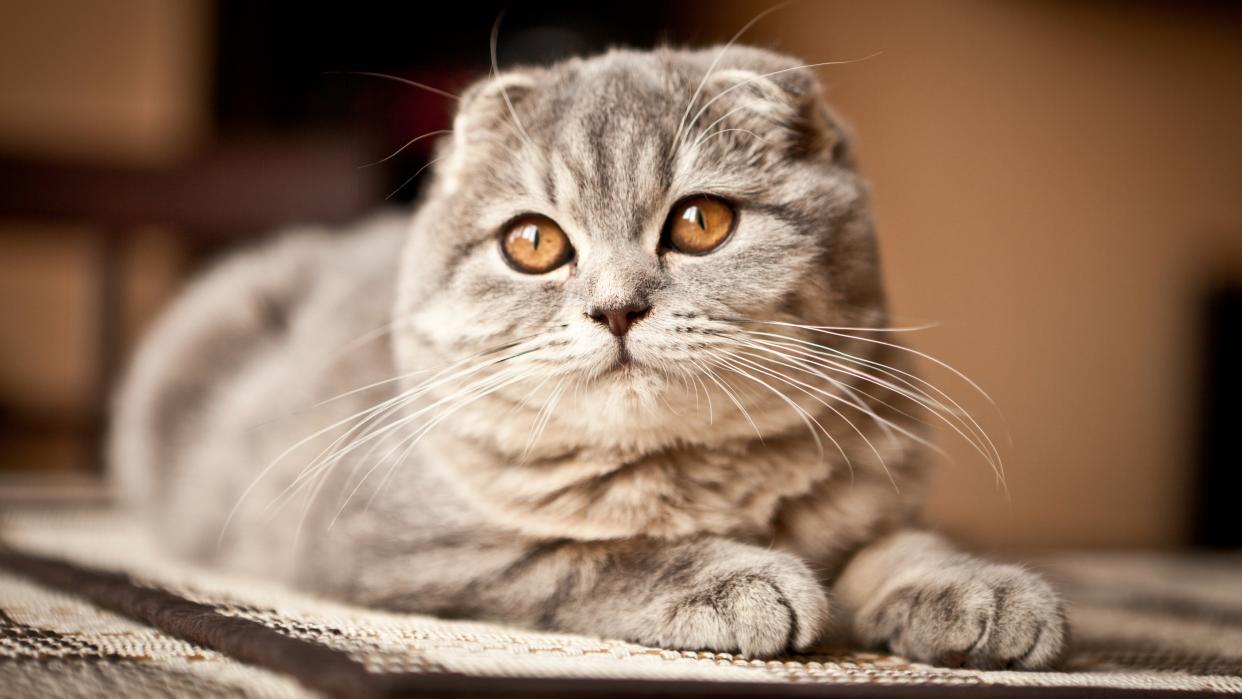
[663,196,736,255]
[500,215,573,274]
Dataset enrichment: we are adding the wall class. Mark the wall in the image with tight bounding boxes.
[0,0,207,471]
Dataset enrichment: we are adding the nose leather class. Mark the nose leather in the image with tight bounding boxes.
[588,303,650,337]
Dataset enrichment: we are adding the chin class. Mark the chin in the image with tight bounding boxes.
[575,360,672,408]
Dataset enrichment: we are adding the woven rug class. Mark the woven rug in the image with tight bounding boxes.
[1,507,1240,698]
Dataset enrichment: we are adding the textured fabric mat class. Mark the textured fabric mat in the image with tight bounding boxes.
[2,508,1240,697]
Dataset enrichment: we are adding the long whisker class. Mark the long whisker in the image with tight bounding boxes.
[219,340,545,544]
[489,11,535,149]
[736,331,963,418]
[361,130,453,168]
[721,320,940,334]
[328,413,410,525]
[691,358,762,441]
[325,70,461,101]
[729,318,1000,415]
[334,364,541,527]
[731,329,983,431]
[292,443,340,555]
[722,340,938,455]
[729,326,1005,486]
[705,354,839,467]
[801,335,1006,481]
[247,326,543,437]
[299,342,546,477]
[314,333,545,408]
[314,364,535,539]
[687,363,714,424]
[331,366,535,525]
[240,317,416,433]
[286,360,539,521]
[720,335,941,447]
[522,374,569,460]
[360,365,541,514]
[739,330,993,458]
[274,346,545,507]
[386,154,448,200]
[265,389,422,519]
[714,349,897,488]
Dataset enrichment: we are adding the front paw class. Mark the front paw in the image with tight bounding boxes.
[658,551,829,658]
[855,563,1067,669]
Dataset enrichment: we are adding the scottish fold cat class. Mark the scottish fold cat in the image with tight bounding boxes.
[112,45,1066,668]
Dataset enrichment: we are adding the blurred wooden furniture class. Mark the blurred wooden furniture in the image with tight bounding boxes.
[0,138,382,472]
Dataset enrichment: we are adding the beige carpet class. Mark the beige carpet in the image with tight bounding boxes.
[2,507,1240,697]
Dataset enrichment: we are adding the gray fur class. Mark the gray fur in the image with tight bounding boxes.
[110,46,1066,666]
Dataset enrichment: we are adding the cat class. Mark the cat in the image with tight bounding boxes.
[110,45,1067,668]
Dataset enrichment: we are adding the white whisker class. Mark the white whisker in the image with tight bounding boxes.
[724,341,927,452]
[729,325,1005,487]
[714,349,895,488]
[360,365,541,514]
[220,339,547,544]
[361,130,453,168]
[386,154,448,201]
[706,354,838,467]
[325,70,461,101]
[741,331,993,460]
[724,336,943,454]
[336,364,541,526]
[691,358,761,441]
[522,374,568,460]
[489,11,535,149]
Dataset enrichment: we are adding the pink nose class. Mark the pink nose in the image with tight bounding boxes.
[588,303,651,337]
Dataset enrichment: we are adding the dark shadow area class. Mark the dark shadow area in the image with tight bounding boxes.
[1193,279,1242,548]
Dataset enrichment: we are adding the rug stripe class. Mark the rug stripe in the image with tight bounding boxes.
[0,545,1223,698]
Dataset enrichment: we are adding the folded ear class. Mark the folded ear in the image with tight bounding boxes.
[690,48,854,166]
[451,71,542,145]
[790,84,854,166]
[438,71,541,193]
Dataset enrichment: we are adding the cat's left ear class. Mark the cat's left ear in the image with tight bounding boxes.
[702,63,854,166]
[789,82,855,167]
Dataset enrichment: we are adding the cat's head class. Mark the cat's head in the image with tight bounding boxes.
[395,46,888,452]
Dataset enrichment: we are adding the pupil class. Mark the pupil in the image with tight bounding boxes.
[520,224,540,249]
[682,206,706,230]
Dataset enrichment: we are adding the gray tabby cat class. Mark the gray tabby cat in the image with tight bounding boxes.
[111,46,1067,668]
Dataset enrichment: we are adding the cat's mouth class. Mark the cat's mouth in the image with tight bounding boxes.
[600,340,640,376]
[614,344,633,367]
[602,353,633,376]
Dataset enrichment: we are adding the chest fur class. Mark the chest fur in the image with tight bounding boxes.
[431,433,840,541]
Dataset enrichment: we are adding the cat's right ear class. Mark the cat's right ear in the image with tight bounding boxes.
[456,73,538,128]
[694,46,856,168]
[703,66,854,167]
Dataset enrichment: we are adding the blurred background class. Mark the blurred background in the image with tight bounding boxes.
[0,0,1238,551]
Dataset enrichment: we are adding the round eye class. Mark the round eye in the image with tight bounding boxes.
[500,215,573,274]
[663,195,736,255]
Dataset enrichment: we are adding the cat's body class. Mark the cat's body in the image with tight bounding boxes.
[112,46,1067,668]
